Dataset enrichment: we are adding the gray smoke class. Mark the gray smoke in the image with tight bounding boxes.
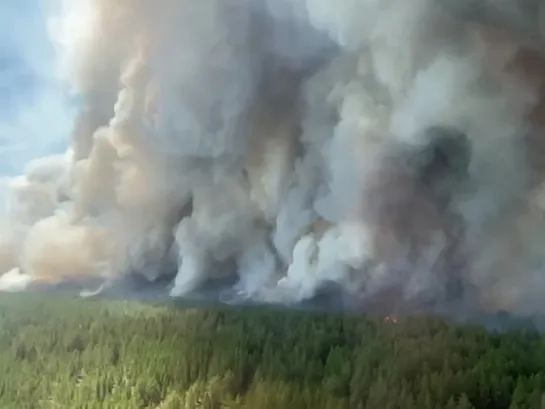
[1,0,544,317]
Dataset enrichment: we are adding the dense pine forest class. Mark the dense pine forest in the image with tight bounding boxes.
[0,294,544,409]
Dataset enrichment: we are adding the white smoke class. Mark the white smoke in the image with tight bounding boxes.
[0,0,544,315]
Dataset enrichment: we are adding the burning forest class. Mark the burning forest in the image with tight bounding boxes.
[1,0,545,318]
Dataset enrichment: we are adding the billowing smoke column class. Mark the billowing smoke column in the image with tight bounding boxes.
[1,0,545,316]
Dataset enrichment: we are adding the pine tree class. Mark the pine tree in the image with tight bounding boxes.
[365,377,390,409]
[510,378,531,409]
[445,396,457,409]
[457,393,475,409]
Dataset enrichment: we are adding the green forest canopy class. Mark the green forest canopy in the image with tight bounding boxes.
[0,294,544,409]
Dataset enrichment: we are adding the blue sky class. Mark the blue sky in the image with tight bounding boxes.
[0,0,74,175]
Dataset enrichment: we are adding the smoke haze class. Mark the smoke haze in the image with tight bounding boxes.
[1,0,545,317]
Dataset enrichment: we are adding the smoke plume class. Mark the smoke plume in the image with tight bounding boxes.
[1,0,545,317]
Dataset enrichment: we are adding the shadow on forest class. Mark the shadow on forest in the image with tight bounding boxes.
[24,272,545,333]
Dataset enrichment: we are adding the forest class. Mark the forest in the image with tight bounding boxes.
[0,294,544,409]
